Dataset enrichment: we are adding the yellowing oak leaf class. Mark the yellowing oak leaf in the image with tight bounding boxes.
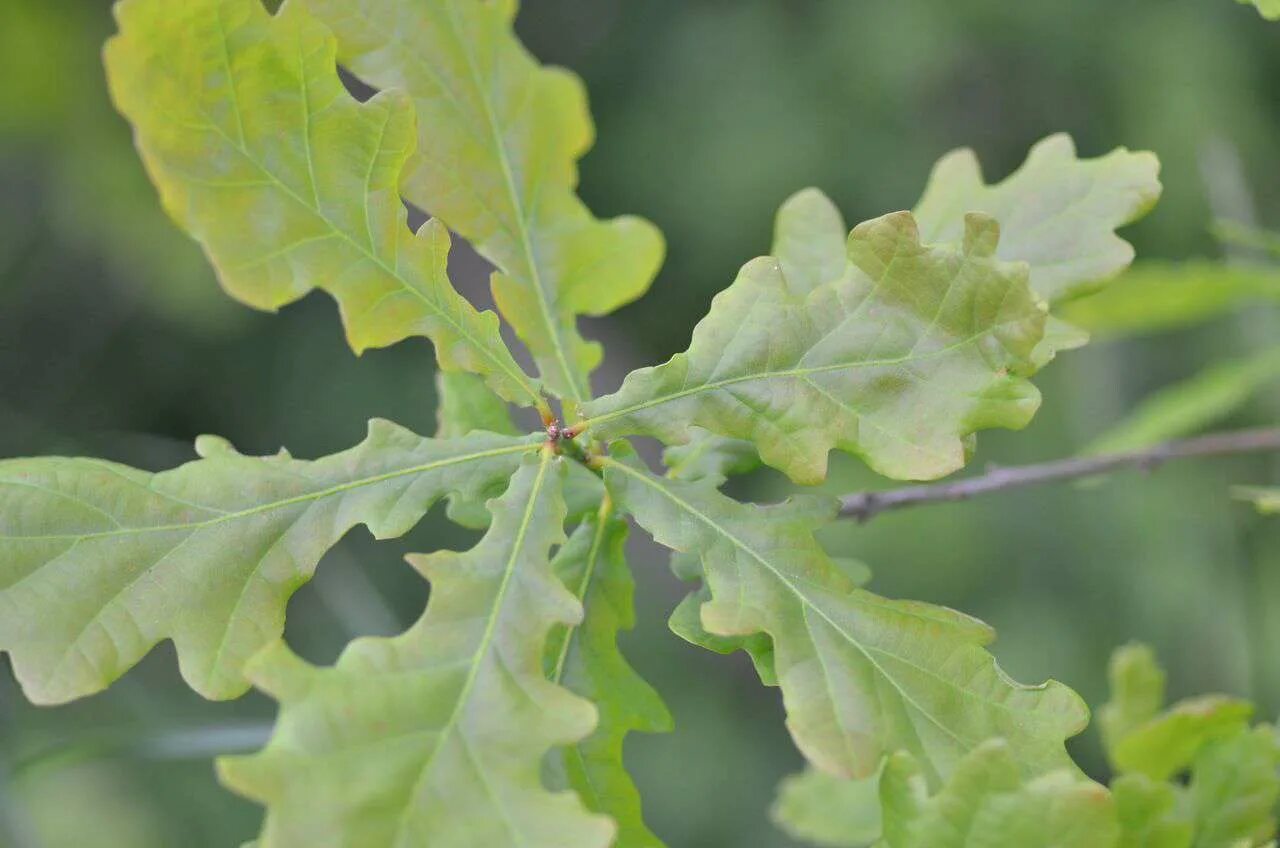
[105,0,542,408]
[302,0,665,402]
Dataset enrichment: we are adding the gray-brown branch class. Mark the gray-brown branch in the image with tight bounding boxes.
[840,427,1280,522]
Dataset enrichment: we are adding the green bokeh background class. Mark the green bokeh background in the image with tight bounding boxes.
[2,1,1279,845]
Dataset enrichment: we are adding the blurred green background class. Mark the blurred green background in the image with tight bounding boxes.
[2,0,1280,845]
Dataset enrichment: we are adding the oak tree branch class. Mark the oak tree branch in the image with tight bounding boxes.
[840,427,1280,522]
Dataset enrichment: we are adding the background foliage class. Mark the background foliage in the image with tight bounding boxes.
[1,0,1279,845]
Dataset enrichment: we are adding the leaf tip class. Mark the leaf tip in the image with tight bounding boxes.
[194,434,237,459]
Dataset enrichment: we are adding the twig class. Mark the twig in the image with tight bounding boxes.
[840,427,1280,522]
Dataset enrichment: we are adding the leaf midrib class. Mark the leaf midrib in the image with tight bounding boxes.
[391,449,553,846]
[441,0,586,402]
[581,318,1027,432]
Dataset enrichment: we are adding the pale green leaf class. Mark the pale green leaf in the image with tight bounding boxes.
[667,551,871,689]
[1238,0,1280,20]
[776,178,1098,375]
[220,452,615,848]
[1112,774,1193,848]
[778,185,1090,370]
[880,740,1120,848]
[661,428,759,487]
[544,511,672,848]
[668,546,777,683]
[0,421,537,704]
[584,212,1048,485]
[1084,347,1280,454]
[1113,696,1253,782]
[435,370,520,528]
[1060,262,1280,338]
[1033,315,1093,368]
[302,0,665,403]
[1099,646,1274,845]
[774,187,852,296]
[1188,727,1280,848]
[913,133,1161,305]
[648,180,1084,485]
[966,771,1120,848]
[771,767,882,848]
[602,448,1087,783]
[667,579,778,685]
[1234,487,1280,515]
[878,752,930,848]
[1099,643,1168,763]
[104,0,542,409]
[882,740,1023,848]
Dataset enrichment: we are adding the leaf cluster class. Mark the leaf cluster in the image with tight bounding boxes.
[3,1,1277,846]
[775,644,1280,848]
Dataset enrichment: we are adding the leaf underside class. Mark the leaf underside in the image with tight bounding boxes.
[221,453,616,848]
[301,0,665,403]
[544,512,672,848]
[603,447,1087,785]
[0,420,536,704]
[105,0,541,407]
[661,428,760,488]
